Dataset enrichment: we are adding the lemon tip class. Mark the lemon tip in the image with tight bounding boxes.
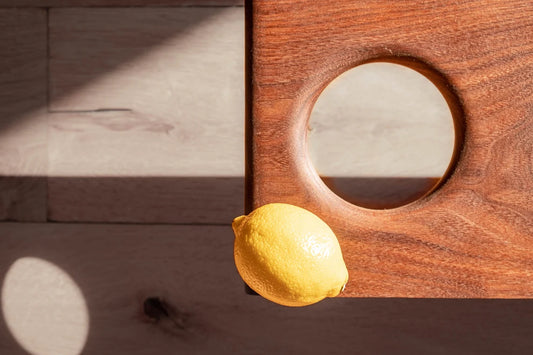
[232,215,246,232]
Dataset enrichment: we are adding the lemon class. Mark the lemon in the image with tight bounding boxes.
[232,203,349,307]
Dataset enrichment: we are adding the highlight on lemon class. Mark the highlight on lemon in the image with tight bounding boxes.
[232,203,348,307]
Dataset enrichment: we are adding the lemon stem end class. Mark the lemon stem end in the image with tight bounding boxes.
[232,215,246,232]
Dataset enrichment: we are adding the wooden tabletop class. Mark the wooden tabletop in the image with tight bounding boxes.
[246,0,533,298]
[0,3,532,354]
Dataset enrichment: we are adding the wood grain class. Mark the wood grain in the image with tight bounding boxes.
[0,223,532,354]
[247,0,533,297]
[0,9,47,222]
[49,7,244,111]
[47,176,243,224]
[48,8,244,223]
[0,0,243,7]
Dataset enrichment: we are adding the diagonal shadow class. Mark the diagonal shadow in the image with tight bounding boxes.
[0,5,243,222]
[0,6,235,134]
[0,5,532,355]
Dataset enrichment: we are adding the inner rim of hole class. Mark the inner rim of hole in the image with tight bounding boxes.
[306,58,464,210]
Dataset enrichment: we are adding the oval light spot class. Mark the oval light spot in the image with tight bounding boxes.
[1,257,89,355]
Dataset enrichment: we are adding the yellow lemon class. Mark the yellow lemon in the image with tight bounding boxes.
[232,203,349,307]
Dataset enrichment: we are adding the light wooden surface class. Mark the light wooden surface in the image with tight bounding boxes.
[0,7,247,223]
[48,7,244,223]
[1,223,532,355]
[0,0,243,6]
[0,9,47,222]
[47,175,242,223]
[247,0,533,297]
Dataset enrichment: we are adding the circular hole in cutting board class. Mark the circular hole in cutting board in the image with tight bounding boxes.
[308,62,456,209]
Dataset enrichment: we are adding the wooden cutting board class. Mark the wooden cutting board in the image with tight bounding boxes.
[245,0,533,298]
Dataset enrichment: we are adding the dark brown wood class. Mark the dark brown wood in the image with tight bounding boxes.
[0,0,242,7]
[247,0,533,298]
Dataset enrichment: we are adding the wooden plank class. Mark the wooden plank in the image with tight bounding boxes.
[49,7,244,111]
[308,61,455,209]
[0,9,47,222]
[48,8,244,223]
[319,177,441,210]
[0,223,532,354]
[247,0,533,298]
[47,175,243,224]
[0,0,243,7]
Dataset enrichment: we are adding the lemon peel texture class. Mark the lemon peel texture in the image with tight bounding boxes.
[232,203,349,307]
